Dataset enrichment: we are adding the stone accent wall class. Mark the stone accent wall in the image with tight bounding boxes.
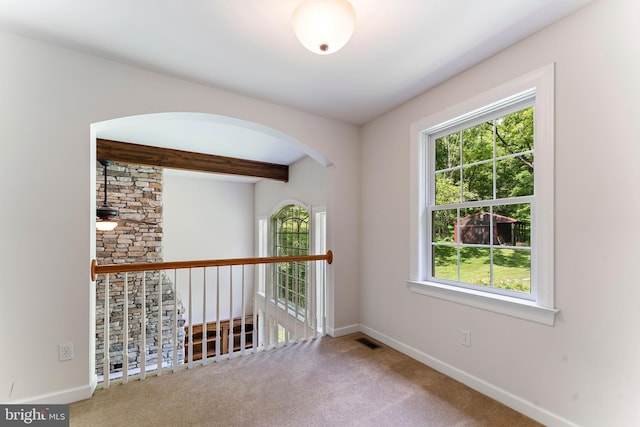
[95,162,184,377]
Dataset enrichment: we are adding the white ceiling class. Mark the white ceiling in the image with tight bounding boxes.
[92,112,328,181]
[0,0,591,168]
[93,112,320,165]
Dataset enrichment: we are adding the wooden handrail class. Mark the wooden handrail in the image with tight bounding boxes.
[91,250,333,281]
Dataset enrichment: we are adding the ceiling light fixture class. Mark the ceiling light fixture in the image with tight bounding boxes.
[96,159,118,232]
[292,0,356,55]
[96,219,118,232]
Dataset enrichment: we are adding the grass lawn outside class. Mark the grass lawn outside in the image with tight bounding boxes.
[433,246,531,293]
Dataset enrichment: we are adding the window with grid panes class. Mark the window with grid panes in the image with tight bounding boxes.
[429,103,534,297]
[272,205,309,312]
[409,66,557,325]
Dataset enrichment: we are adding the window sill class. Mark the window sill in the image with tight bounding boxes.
[407,280,559,326]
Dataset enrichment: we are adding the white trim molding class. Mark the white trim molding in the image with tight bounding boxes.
[359,324,579,427]
[327,323,360,337]
[5,384,94,405]
[269,198,310,218]
[407,280,558,325]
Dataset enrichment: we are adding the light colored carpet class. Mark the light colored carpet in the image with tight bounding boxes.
[70,333,541,426]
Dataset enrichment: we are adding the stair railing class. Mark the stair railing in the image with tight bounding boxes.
[90,251,332,388]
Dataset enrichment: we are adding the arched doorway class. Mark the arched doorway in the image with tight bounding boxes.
[90,111,333,379]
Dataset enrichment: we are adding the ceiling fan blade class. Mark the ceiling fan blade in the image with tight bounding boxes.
[97,205,119,220]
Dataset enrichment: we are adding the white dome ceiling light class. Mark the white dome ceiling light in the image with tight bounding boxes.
[292,0,356,55]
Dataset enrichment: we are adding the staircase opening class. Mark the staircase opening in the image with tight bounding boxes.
[91,112,334,384]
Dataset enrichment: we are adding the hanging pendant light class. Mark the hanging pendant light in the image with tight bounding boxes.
[96,159,118,231]
[292,0,356,55]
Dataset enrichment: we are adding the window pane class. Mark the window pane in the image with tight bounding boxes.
[495,107,534,157]
[433,245,457,281]
[462,162,493,201]
[432,209,457,242]
[459,246,491,286]
[422,86,548,304]
[462,122,493,164]
[459,207,490,245]
[435,132,461,171]
[435,170,461,205]
[493,204,530,246]
[273,204,309,313]
[493,248,531,293]
[496,154,534,198]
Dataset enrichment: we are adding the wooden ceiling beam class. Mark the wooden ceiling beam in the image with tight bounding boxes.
[97,138,289,182]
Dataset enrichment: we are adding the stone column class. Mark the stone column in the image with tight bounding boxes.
[95,163,185,377]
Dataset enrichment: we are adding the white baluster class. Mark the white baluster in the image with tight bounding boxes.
[123,272,128,384]
[103,274,110,389]
[173,268,178,372]
[306,263,311,341]
[188,268,193,369]
[202,267,208,365]
[229,267,233,358]
[141,272,146,380]
[310,260,316,340]
[157,272,163,376]
[252,264,258,354]
[293,261,298,344]
[273,263,278,350]
[285,263,290,347]
[240,266,246,356]
[216,267,220,362]
[264,263,270,350]
[322,260,327,337]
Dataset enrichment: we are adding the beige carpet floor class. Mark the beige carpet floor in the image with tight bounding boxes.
[70,333,542,426]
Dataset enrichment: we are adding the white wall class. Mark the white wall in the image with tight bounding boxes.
[359,0,640,426]
[254,156,338,331]
[0,30,359,404]
[255,155,329,217]
[163,171,254,324]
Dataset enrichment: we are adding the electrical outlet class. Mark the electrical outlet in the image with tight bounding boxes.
[59,343,74,361]
[461,329,471,347]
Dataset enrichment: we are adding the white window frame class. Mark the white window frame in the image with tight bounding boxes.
[257,217,269,295]
[270,201,311,316]
[408,64,558,326]
[312,207,327,333]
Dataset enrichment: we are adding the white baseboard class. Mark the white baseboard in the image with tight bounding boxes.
[6,384,94,405]
[359,324,578,427]
[326,323,360,337]
[90,374,98,395]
